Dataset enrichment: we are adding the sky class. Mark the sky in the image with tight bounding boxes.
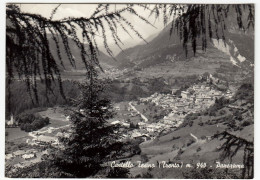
[19,4,166,55]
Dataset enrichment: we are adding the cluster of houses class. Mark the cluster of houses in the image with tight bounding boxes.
[104,68,128,80]
[110,82,235,143]
[26,126,71,149]
[5,149,50,172]
[6,149,37,161]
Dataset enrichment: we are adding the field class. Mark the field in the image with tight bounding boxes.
[38,107,70,128]
[112,101,143,125]
[6,128,28,142]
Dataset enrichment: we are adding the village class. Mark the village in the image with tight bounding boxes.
[110,80,234,143]
[5,74,235,172]
[5,123,72,172]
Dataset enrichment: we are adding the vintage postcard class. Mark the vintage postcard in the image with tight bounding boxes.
[5,3,254,179]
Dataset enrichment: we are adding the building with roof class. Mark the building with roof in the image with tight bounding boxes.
[181,91,191,99]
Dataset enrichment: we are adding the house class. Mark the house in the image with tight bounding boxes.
[5,154,13,160]
[37,135,57,143]
[121,122,130,128]
[171,88,178,95]
[111,120,121,125]
[141,134,151,141]
[56,132,63,137]
[146,124,157,132]
[22,154,35,160]
[114,106,120,111]
[13,150,26,156]
[138,122,146,129]
[193,85,201,90]
[206,136,212,141]
[132,132,142,139]
[181,91,190,99]
[66,116,71,121]
[6,114,17,126]
[205,86,211,90]
[163,118,173,125]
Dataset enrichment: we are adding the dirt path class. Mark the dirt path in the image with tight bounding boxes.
[129,102,148,122]
[190,133,198,143]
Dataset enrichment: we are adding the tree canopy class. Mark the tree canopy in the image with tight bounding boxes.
[6,3,254,104]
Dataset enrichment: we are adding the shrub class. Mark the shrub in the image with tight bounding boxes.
[219,109,226,115]
[172,136,181,140]
[177,148,184,155]
[201,135,206,140]
[142,171,153,178]
[16,113,50,132]
[241,120,251,127]
[187,139,195,146]
[198,121,204,126]
[197,147,202,152]
[141,154,149,163]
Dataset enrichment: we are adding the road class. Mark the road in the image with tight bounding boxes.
[190,133,199,143]
[128,102,148,122]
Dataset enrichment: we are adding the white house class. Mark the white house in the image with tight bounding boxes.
[181,91,190,99]
[22,154,35,160]
[7,114,16,126]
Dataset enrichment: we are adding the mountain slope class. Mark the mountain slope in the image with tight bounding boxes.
[47,35,117,71]
[114,13,254,73]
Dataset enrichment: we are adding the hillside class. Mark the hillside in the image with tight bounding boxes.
[47,35,117,71]
[129,83,254,178]
[114,13,254,76]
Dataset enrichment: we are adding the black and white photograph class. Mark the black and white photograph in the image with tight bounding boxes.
[4,2,255,179]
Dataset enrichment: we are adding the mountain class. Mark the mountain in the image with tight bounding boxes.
[115,23,184,68]
[47,35,117,71]
[99,31,160,56]
[114,12,254,73]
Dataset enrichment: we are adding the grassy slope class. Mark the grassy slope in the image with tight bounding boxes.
[130,107,250,178]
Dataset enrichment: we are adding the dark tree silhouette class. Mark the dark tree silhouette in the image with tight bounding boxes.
[148,4,254,56]
[52,63,130,177]
[6,4,254,103]
[214,131,253,178]
[6,4,152,106]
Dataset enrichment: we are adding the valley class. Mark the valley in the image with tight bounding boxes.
[5,13,254,178]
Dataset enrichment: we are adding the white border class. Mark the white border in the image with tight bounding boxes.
[0,1,259,180]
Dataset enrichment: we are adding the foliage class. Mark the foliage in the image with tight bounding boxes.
[141,171,153,178]
[181,112,199,127]
[6,79,79,116]
[203,97,230,115]
[172,136,180,140]
[233,83,254,103]
[213,131,253,178]
[182,166,239,179]
[130,122,139,129]
[148,4,254,56]
[16,113,50,132]
[196,147,202,152]
[6,4,153,102]
[141,154,149,163]
[106,167,130,178]
[6,4,254,102]
[241,120,251,127]
[5,160,72,178]
[52,71,129,177]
